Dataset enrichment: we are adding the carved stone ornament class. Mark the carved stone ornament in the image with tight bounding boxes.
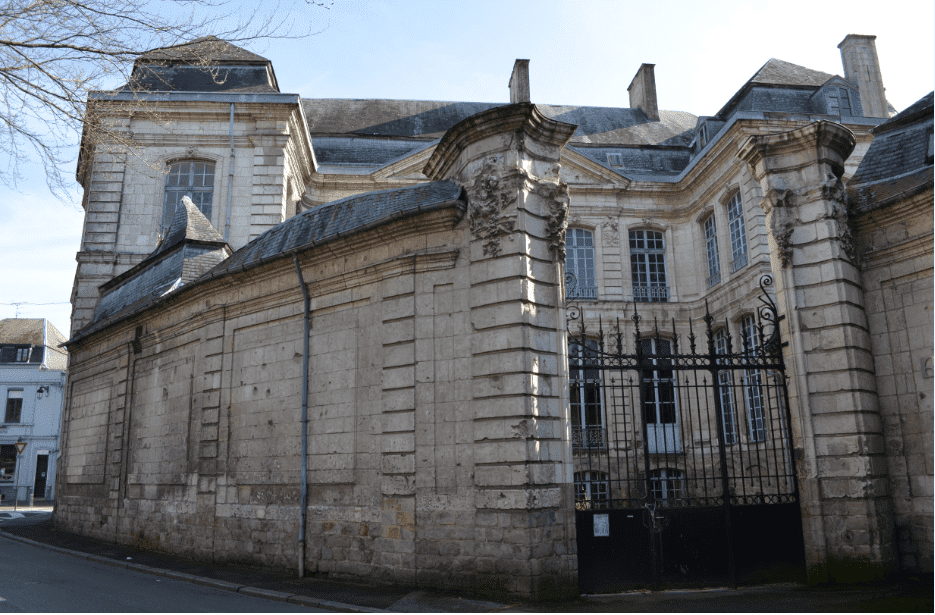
[467,157,518,257]
[602,216,620,246]
[768,188,796,210]
[774,222,795,268]
[829,198,859,265]
[534,178,570,260]
[820,172,846,204]
[186,146,197,158]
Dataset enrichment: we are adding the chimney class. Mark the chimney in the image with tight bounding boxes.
[509,59,530,104]
[838,34,888,118]
[628,63,659,121]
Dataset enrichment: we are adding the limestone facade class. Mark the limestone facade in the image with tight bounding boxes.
[58,34,933,596]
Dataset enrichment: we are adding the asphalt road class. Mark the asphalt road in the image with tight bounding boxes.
[0,531,326,613]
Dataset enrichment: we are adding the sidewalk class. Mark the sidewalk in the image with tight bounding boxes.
[1,510,931,612]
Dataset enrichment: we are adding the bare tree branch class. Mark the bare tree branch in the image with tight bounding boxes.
[0,0,333,199]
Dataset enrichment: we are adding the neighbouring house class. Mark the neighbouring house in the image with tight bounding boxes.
[57,33,932,597]
[0,319,68,504]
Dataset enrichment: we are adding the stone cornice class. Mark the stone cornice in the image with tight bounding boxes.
[423,103,577,180]
[737,121,856,182]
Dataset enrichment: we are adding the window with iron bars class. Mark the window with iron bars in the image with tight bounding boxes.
[569,339,604,450]
[163,160,215,231]
[649,468,684,507]
[574,471,609,509]
[704,215,721,287]
[566,228,598,300]
[629,230,668,302]
[727,193,748,273]
[741,315,767,442]
[714,328,738,445]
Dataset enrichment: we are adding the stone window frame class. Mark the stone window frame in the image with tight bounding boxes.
[697,208,721,288]
[566,227,598,301]
[160,154,221,232]
[719,187,749,274]
[627,227,670,303]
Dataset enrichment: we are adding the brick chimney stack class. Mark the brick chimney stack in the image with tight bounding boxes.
[838,34,889,118]
[509,59,530,104]
[628,63,659,121]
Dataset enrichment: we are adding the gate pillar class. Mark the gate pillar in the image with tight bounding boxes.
[423,101,578,598]
[738,122,895,583]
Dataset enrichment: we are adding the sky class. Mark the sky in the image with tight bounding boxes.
[1,0,932,336]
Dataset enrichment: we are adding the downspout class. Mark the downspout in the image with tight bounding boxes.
[292,255,310,577]
[224,103,235,242]
[41,318,48,369]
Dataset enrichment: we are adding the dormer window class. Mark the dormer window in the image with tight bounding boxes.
[163,160,215,230]
[606,153,624,168]
[829,87,853,116]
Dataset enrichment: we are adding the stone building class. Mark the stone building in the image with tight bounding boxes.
[57,34,932,596]
[1,319,68,504]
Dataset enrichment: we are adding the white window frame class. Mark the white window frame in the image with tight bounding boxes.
[163,160,216,230]
[714,328,738,445]
[4,388,23,424]
[741,315,766,443]
[566,228,598,300]
[629,229,669,302]
[570,339,604,449]
[704,215,721,287]
[649,468,683,506]
[727,193,748,273]
[575,471,610,508]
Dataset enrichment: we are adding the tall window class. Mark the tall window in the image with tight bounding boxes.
[570,339,604,449]
[566,229,597,300]
[704,215,720,287]
[4,389,23,424]
[727,193,748,272]
[575,471,609,508]
[629,230,668,302]
[714,328,737,445]
[640,338,680,453]
[650,468,683,506]
[163,161,215,230]
[741,315,766,442]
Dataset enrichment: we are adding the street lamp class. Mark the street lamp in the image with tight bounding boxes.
[12,437,25,512]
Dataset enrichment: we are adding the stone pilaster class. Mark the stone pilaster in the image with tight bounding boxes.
[425,103,578,598]
[738,121,896,582]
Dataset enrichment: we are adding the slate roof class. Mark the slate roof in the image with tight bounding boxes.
[302,99,697,146]
[152,197,228,259]
[873,92,934,134]
[0,319,68,364]
[137,35,270,64]
[312,136,438,168]
[716,59,837,119]
[208,181,465,278]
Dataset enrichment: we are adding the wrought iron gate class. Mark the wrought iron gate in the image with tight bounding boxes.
[567,275,805,592]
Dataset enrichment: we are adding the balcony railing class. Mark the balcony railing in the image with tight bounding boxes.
[572,426,606,450]
[566,285,598,301]
[633,285,669,303]
[707,272,721,288]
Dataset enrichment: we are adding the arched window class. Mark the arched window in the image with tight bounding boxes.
[727,193,748,272]
[163,160,215,229]
[566,228,597,300]
[629,230,668,302]
[569,339,603,450]
[575,471,609,508]
[650,468,683,506]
